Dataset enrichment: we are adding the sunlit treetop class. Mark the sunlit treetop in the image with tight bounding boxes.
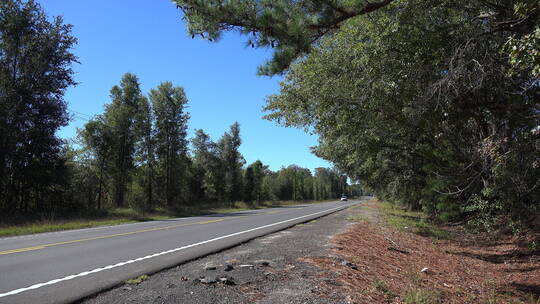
[174,0,394,76]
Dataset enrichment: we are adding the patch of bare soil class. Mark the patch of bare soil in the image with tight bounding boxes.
[305,200,540,304]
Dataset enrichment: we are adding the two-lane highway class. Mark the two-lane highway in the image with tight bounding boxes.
[0,200,357,304]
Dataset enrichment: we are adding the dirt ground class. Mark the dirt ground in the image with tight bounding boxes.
[306,199,540,304]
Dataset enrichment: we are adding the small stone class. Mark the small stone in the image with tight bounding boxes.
[421,267,429,273]
[226,259,240,265]
[340,260,359,270]
[224,264,234,272]
[121,286,132,291]
[255,260,271,267]
[199,277,217,284]
[323,279,343,286]
[218,277,236,285]
[284,264,295,270]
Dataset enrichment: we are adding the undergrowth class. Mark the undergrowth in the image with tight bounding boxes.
[381,202,450,240]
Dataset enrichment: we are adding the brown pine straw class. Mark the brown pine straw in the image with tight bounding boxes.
[302,202,540,304]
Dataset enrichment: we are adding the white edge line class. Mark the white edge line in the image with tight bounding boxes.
[0,205,346,298]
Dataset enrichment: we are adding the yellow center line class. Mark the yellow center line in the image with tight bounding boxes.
[0,217,238,256]
[0,246,47,255]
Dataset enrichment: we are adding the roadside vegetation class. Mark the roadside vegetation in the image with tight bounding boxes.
[125,275,149,285]
[381,202,450,240]
[177,0,539,234]
[311,199,540,304]
[1,0,537,247]
[0,0,361,229]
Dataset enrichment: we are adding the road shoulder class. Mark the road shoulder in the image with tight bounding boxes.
[80,202,357,304]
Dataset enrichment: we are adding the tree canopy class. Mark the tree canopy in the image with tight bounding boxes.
[263,0,539,228]
[0,0,77,215]
[174,0,395,75]
[175,0,540,228]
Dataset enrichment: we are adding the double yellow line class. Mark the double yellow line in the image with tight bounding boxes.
[0,218,228,256]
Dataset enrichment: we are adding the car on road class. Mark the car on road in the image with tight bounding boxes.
[340,195,348,201]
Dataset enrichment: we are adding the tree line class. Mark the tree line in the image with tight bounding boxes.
[177,0,540,230]
[74,73,350,212]
[0,0,351,220]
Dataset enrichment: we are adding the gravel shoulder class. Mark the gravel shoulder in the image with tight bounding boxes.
[79,201,364,304]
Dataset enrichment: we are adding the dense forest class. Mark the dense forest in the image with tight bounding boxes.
[2,0,538,232]
[176,0,539,231]
[0,0,352,221]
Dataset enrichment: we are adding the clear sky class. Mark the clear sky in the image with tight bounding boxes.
[39,0,331,172]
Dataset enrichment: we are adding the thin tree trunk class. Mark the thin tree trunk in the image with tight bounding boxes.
[97,157,105,210]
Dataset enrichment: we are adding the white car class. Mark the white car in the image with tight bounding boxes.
[340,196,348,201]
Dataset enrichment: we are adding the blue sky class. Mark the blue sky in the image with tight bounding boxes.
[40,0,331,172]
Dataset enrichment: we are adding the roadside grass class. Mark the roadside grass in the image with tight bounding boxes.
[372,279,394,297]
[381,202,450,240]
[125,275,149,284]
[346,214,368,222]
[404,288,441,304]
[296,219,318,227]
[0,218,136,238]
[0,199,337,237]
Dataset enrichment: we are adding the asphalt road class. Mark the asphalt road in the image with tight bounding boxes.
[0,200,356,304]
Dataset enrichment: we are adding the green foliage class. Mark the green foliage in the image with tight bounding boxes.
[255,165,348,202]
[174,0,395,75]
[373,279,393,296]
[78,115,112,209]
[191,128,224,201]
[125,275,149,284]
[0,218,135,238]
[73,76,347,217]
[150,81,190,208]
[504,1,540,79]
[404,288,441,304]
[105,73,146,207]
[0,0,77,216]
[262,0,540,229]
[529,241,539,252]
[0,1,356,223]
[243,160,267,202]
[382,203,449,240]
[219,122,245,203]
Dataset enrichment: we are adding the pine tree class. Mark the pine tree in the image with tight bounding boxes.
[174,0,394,75]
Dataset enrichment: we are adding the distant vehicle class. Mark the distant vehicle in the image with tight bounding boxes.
[340,195,348,201]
